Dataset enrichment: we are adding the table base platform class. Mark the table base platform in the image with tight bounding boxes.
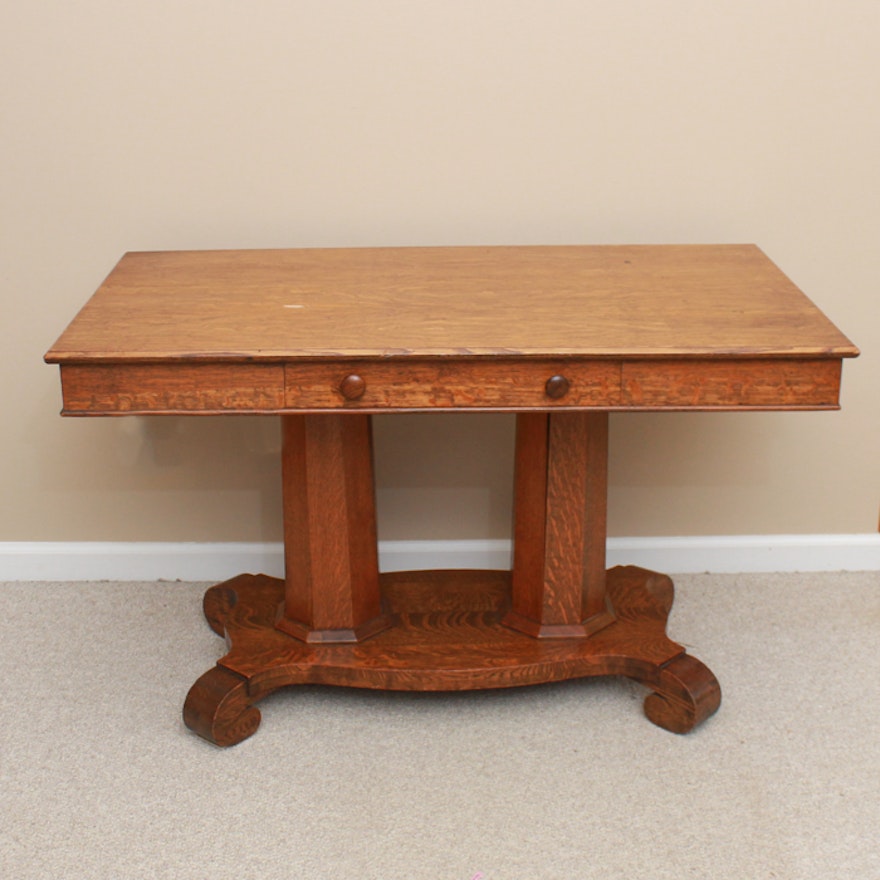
[183,566,721,746]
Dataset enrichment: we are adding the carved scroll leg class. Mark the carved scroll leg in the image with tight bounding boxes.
[183,665,263,747]
[202,583,239,637]
[642,654,722,734]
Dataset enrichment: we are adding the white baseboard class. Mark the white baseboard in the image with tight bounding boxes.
[1,535,878,581]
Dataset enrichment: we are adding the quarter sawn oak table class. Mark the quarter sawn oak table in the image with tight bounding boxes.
[45,245,858,745]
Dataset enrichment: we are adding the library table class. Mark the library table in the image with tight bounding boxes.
[45,245,858,745]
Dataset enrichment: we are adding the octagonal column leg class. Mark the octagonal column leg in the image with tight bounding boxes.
[504,411,614,639]
[276,413,392,644]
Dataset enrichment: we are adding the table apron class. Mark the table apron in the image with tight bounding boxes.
[56,357,843,414]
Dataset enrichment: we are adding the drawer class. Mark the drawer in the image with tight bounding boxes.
[621,358,843,408]
[59,363,286,414]
[284,359,622,410]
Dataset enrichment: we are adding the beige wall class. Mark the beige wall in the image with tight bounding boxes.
[3,1,877,544]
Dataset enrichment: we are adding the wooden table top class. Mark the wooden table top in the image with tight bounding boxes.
[45,244,858,415]
[46,245,857,364]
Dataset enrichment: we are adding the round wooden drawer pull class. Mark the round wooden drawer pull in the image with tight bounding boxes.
[545,374,570,399]
[339,374,367,400]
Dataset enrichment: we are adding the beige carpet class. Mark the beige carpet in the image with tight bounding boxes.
[1,571,878,879]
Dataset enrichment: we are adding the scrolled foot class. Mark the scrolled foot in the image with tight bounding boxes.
[643,654,721,734]
[183,665,262,747]
[202,578,248,637]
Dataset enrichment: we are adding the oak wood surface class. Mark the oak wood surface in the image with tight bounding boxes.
[506,412,613,638]
[45,244,852,743]
[59,362,285,413]
[283,358,623,410]
[55,356,844,414]
[277,414,390,643]
[621,357,843,408]
[183,567,722,745]
[46,244,857,363]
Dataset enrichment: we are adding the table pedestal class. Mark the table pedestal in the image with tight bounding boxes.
[183,412,721,746]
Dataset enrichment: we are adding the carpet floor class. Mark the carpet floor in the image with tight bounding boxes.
[1,571,877,879]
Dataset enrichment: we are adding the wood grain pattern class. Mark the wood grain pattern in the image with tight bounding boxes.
[507,413,613,638]
[622,358,843,408]
[643,654,723,735]
[44,244,854,744]
[47,244,857,415]
[284,359,622,410]
[45,245,858,362]
[58,363,284,414]
[182,567,721,746]
[183,665,262,747]
[277,414,391,643]
[54,357,846,414]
